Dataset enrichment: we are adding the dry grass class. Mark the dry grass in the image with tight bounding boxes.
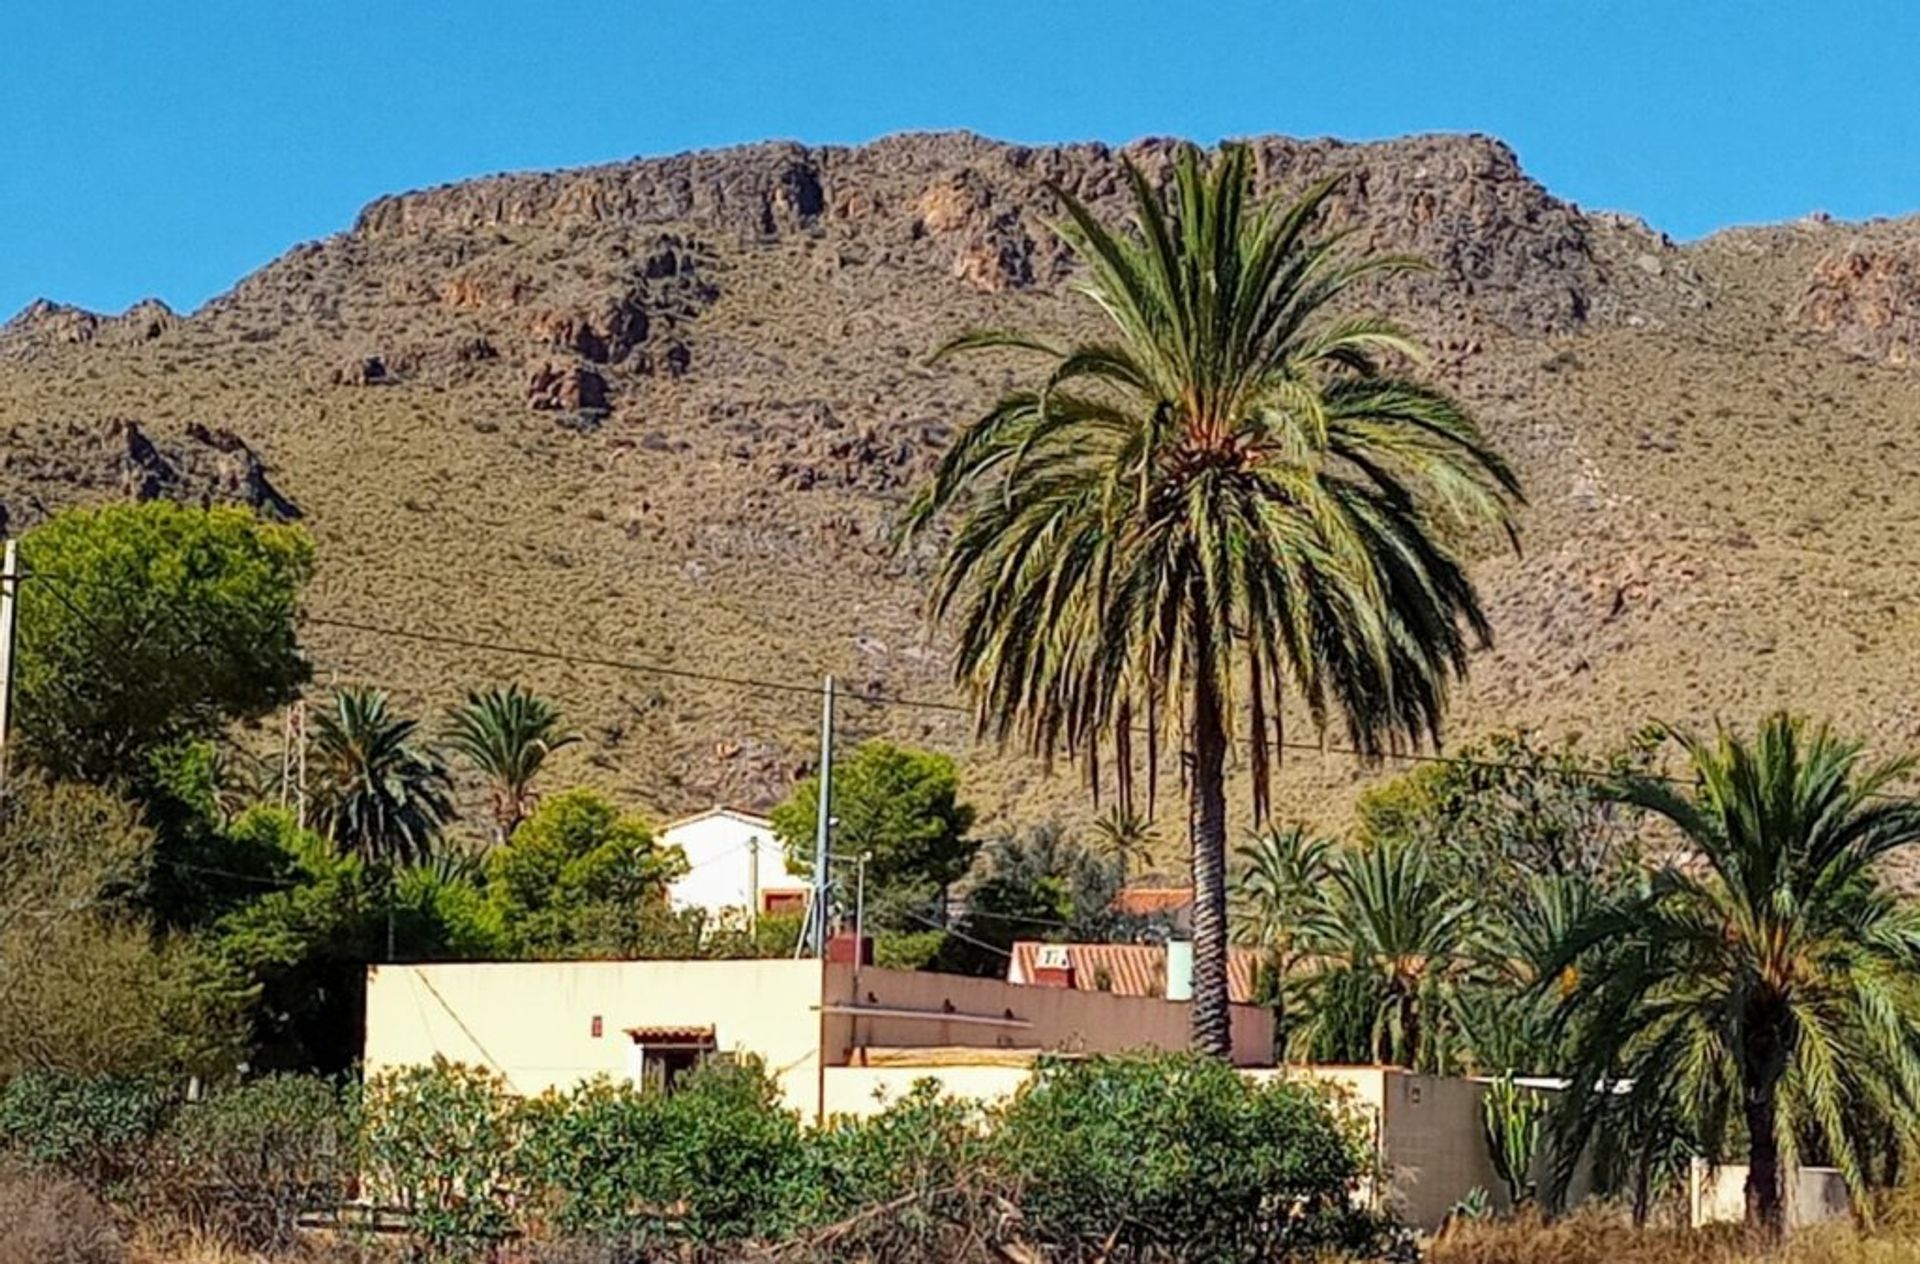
[1431,1207,1920,1264]
[0,1161,125,1264]
[7,132,1920,875]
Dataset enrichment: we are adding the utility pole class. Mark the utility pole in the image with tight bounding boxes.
[854,851,870,970]
[809,675,835,957]
[0,540,18,799]
[747,836,761,934]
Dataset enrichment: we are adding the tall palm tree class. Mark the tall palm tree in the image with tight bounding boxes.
[1549,714,1920,1237]
[902,144,1521,1054]
[442,684,579,843]
[309,686,453,865]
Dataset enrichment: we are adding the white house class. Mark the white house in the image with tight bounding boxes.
[659,807,810,920]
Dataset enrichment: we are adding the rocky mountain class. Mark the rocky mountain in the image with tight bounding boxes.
[5,130,1920,842]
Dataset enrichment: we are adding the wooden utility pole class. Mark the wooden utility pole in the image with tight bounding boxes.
[0,540,19,798]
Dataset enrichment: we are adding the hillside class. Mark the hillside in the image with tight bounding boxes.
[6,130,1920,842]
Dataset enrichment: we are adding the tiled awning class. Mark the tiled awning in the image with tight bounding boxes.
[625,1025,716,1046]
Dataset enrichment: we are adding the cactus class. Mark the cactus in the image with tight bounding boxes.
[1482,1070,1545,1210]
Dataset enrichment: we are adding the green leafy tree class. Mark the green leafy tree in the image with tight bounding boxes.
[212,807,501,1072]
[1089,804,1161,883]
[483,789,686,959]
[13,503,311,785]
[441,684,579,843]
[1232,826,1336,1053]
[1549,713,1920,1237]
[771,741,977,930]
[1356,728,1656,903]
[943,823,1125,976]
[901,145,1521,1054]
[308,687,453,865]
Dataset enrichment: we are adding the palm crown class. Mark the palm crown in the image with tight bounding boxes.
[310,686,454,866]
[1550,714,1920,1233]
[443,684,578,842]
[904,143,1521,1052]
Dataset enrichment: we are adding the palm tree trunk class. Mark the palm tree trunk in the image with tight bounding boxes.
[1187,665,1233,1058]
[1744,1029,1788,1238]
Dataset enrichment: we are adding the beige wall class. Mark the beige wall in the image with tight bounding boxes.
[1689,1160,1851,1228]
[365,960,1276,1123]
[364,960,828,1111]
[824,965,1275,1066]
[822,1064,1033,1120]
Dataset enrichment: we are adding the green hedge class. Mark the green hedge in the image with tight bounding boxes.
[2,1054,1392,1262]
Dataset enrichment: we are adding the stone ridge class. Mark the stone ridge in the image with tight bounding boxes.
[344,129,1648,335]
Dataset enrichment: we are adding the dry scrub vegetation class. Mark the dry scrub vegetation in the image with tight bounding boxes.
[6,132,1920,870]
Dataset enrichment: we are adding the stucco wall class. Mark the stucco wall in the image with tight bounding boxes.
[824,965,1275,1065]
[822,1064,1033,1119]
[364,960,828,1110]
[660,812,805,916]
[1689,1160,1851,1228]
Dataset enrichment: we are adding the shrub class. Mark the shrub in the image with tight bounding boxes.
[147,1075,359,1249]
[0,1160,125,1264]
[992,1054,1377,1263]
[808,1080,997,1259]
[362,1059,526,1256]
[519,1058,813,1251]
[0,1071,170,1193]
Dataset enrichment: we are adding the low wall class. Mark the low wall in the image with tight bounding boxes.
[822,1064,1033,1119]
[824,965,1274,1066]
[1689,1160,1850,1228]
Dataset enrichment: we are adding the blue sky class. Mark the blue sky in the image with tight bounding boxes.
[4,1,1918,317]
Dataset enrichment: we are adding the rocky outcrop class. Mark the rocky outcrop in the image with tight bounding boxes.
[0,298,178,356]
[0,419,301,527]
[527,361,609,412]
[343,130,1653,334]
[1800,245,1920,364]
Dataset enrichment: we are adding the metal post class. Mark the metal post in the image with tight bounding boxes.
[854,852,869,961]
[810,676,835,956]
[747,836,761,934]
[0,540,18,798]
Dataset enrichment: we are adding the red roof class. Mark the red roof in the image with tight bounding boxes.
[1111,886,1195,916]
[1008,941,1264,1005]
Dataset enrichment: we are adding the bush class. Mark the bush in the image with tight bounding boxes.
[519,1058,814,1251]
[808,1081,997,1259]
[362,1059,526,1255]
[0,1160,125,1264]
[993,1054,1378,1262]
[0,1071,170,1193]
[147,1075,359,1249]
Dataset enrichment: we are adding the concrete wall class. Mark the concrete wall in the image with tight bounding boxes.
[822,1064,1032,1119]
[1689,1160,1851,1228]
[824,965,1275,1066]
[364,960,828,1110]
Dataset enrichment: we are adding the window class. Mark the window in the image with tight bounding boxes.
[625,1026,718,1094]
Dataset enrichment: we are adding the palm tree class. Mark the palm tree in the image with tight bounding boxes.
[1303,840,1477,1070]
[309,686,453,865]
[1233,826,1336,1054]
[902,145,1520,1054]
[1089,804,1160,883]
[442,684,579,843]
[1549,714,1920,1237]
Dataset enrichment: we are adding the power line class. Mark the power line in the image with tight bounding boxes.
[303,614,971,715]
[307,610,1693,792]
[14,570,1726,800]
